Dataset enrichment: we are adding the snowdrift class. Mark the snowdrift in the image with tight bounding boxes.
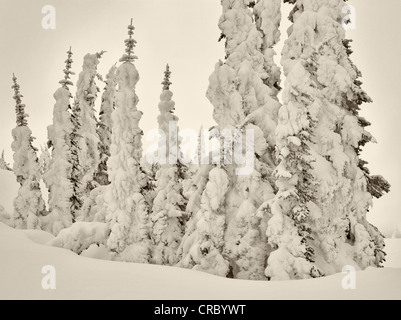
[0,222,400,300]
[50,222,109,254]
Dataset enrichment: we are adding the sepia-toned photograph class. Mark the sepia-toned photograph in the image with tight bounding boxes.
[0,0,400,303]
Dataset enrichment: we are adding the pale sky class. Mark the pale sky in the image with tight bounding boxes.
[0,0,400,232]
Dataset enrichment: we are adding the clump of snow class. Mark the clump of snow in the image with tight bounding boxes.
[50,222,109,255]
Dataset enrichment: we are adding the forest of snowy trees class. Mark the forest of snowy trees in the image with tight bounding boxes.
[1,0,391,281]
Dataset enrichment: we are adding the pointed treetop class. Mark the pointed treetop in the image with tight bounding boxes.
[0,149,12,171]
[11,74,28,127]
[119,18,138,63]
[97,50,107,59]
[162,64,172,90]
[59,46,75,91]
[11,73,21,100]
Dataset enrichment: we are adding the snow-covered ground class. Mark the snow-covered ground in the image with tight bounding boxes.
[0,222,400,300]
[1,169,400,300]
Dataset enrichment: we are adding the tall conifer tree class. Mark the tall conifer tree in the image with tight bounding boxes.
[105,20,151,262]
[11,74,46,230]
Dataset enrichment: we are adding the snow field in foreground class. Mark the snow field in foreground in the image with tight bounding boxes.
[0,222,400,300]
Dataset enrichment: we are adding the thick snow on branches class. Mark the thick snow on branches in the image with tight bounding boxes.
[179,0,280,280]
[266,0,389,280]
[3,5,390,283]
[151,65,187,265]
[105,21,151,262]
[44,49,75,235]
[11,75,46,230]
[75,53,102,214]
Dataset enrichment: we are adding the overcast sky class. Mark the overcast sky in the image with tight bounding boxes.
[0,0,399,232]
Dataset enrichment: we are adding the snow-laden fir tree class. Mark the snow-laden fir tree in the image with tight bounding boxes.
[150,65,187,265]
[340,39,390,263]
[43,48,76,235]
[69,98,83,219]
[338,38,390,268]
[178,142,231,277]
[74,51,104,219]
[81,65,117,222]
[176,129,212,267]
[177,128,211,241]
[266,62,323,279]
[266,0,390,280]
[0,150,12,171]
[11,74,46,230]
[96,65,117,186]
[105,19,151,262]
[179,0,281,279]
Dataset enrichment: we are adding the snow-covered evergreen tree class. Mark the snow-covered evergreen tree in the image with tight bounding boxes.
[267,0,390,279]
[150,65,187,265]
[266,65,323,279]
[179,0,281,280]
[81,65,117,222]
[69,98,83,219]
[11,74,46,229]
[179,158,231,277]
[43,48,76,235]
[96,65,117,186]
[74,51,104,218]
[0,150,12,171]
[105,19,151,262]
